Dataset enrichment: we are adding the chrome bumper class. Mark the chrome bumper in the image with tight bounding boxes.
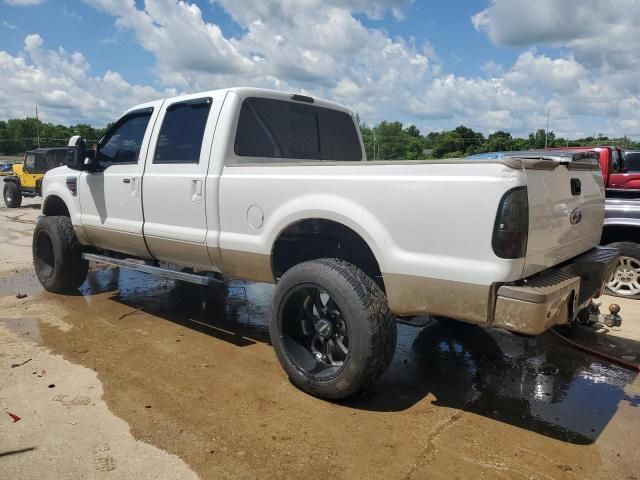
[493,247,619,335]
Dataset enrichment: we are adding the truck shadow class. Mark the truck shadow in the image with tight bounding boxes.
[90,268,272,347]
[85,268,639,446]
[345,319,639,445]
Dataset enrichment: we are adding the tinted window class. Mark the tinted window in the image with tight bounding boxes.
[234,97,362,162]
[154,99,211,164]
[97,112,152,166]
[46,150,66,170]
[625,152,640,172]
[35,153,47,173]
[24,154,36,172]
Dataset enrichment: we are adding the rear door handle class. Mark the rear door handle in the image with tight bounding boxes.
[123,178,131,184]
[192,179,203,202]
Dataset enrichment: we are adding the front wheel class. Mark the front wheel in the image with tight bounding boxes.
[269,259,397,400]
[33,216,88,293]
[3,182,22,208]
[606,242,640,299]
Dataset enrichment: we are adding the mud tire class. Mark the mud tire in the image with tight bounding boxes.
[32,215,88,293]
[3,182,22,208]
[269,258,396,400]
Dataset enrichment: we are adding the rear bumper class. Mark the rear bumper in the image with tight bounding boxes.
[493,246,619,335]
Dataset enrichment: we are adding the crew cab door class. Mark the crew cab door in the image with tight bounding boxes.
[141,93,224,269]
[78,101,162,258]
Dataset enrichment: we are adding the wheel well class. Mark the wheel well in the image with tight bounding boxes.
[602,225,639,245]
[43,195,70,217]
[271,219,385,290]
[3,176,19,186]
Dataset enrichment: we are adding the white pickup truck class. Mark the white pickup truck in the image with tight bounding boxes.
[34,87,618,399]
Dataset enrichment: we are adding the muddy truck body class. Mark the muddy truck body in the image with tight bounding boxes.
[34,87,618,399]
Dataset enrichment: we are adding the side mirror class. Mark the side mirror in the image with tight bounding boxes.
[66,136,87,171]
[66,136,98,171]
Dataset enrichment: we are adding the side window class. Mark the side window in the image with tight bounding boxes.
[47,150,66,169]
[24,154,36,172]
[97,111,152,167]
[233,97,362,162]
[153,98,212,164]
[625,153,640,172]
[35,154,47,173]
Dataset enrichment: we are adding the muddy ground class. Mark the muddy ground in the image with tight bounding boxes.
[1,202,639,480]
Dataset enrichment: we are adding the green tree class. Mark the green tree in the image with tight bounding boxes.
[486,131,513,152]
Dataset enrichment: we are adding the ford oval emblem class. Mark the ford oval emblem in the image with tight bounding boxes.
[570,208,583,225]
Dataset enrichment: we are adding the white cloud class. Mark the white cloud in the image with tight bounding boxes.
[505,51,586,94]
[472,0,640,71]
[471,0,640,136]
[84,0,430,123]
[4,0,43,5]
[0,34,170,125]
[63,5,83,21]
[1,0,640,139]
[2,20,18,30]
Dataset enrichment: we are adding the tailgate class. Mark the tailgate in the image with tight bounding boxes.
[523,160,605,277]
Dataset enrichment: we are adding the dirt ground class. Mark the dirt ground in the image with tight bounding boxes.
[1,203,639,480]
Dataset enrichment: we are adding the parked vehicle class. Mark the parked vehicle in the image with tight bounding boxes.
[548,146,640,192]
[34,88,618,399]
[2,148,67,207]
[602,197,640,298]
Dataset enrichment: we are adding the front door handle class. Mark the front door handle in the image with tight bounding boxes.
[123,177,138,197]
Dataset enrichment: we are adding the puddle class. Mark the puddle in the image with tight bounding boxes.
[1,266,638,446]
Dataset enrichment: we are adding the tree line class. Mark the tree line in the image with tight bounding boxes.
[1,116,638,159]
[360,122,640,160]
[0,118,106,155]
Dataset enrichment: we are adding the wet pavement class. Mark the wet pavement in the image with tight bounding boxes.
[1,206,640,479]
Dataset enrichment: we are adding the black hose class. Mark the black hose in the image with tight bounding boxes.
[550,327,640,372]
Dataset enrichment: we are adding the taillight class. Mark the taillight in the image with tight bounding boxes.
[492,187,529,259]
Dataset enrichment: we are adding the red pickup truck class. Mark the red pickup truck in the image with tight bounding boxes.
[549,146,640,191]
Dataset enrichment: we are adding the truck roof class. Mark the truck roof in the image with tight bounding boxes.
[125,87,353,117]
[26,147,67,154]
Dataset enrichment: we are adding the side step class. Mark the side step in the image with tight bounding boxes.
[82,253,223,287]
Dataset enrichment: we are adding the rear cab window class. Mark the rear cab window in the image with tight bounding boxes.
[232,97,362,163]
[624,152,640,172]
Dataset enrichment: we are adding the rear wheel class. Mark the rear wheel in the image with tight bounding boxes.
[606,242,640,299]
[3,182,22,208]
[269,258,396,400]
[33,216,88,293]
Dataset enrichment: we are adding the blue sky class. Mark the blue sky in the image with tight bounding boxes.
[1,0,639,139]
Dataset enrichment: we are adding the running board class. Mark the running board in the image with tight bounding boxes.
[82,253,223,286]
